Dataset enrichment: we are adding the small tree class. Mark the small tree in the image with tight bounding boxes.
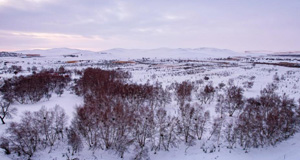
[223,80,245,117]
[0,100,17,124]
[175,81,194,107]
[197,84,215,104]
[55,83,65,97]
[224,120,238,150]
[208,117,224,143]
[192,107,210,140]
[153,108,180,153]
[31,66,38,72]
[67,128,83,155]
[178,103,197,146]
[6,112,40,159]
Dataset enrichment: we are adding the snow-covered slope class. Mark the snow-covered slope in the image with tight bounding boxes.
[14,47,246,60]
[103,47,244,59]
[15,48,96,56]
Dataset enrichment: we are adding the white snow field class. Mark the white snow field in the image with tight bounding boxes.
[0,48,300,160]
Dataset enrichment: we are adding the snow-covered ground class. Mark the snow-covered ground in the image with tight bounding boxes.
[0,48,300,160]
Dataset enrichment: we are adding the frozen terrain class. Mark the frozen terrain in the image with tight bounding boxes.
[0,48,300,160]
[14,47,245,60]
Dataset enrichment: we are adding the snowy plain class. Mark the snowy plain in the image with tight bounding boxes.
[0,48,300,160]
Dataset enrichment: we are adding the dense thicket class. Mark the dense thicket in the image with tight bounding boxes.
[0,70,70,104]
[71,68,174,158]
[73,68,169,109]
[234,84,299,150]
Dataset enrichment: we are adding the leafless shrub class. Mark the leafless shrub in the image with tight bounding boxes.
[0,100,17,124]
[175,81,194,107]
[235,88,299,150]
[219,80,245,117]
[197,83,215,104]
[2,106,68,159]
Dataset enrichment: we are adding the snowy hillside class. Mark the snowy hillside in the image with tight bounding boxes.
[15,48,96,57]
[14,47,247,60]
[245,50,300,56]
[102,47,244,59]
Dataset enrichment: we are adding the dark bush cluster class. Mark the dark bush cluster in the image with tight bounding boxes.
[68,69,219,158]
[73,68,169,109]
[233,84,299,150]
[0,71,71,104]
[197,83,215,104]
[217,80,244,117]
[71,68,175,158]
[7,65,22,74]
[175,81,194,106]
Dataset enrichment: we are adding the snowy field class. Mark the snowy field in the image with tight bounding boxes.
[0,48,300,160]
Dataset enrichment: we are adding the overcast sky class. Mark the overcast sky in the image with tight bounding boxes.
[0,0,299,51]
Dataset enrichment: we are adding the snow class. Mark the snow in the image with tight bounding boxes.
[102,47,245,60]
[13,47,248,60]
[0,47,300,160]
[150,133,300,160]
[8,92,83,125]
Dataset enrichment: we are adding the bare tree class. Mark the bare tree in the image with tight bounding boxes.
[208,117,224,143]
[197,84,215,104]
[224,120,238,150]
[175,81,194,107]
[2,106,68,159]
[178,103,196,146]
[215,94,226,118]
[192,108,210,140]
[0,100,17,124]
[223,80,245,117]
[153,108,180,153]
[5,112,40,159]
[67,127,83,155]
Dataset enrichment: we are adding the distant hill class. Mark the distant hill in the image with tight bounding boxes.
[15,48,96,56]
[102,47,244,59]
[13,47,247,60]
[245,50,300,56]
[0,51,22,57]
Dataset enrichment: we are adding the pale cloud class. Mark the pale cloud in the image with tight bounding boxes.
[163,14,184,21]
[133,28,164,34]
[0,30,106,51]
[0,0,10,7]
[1,30,103,41]
[0,0,7,5]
